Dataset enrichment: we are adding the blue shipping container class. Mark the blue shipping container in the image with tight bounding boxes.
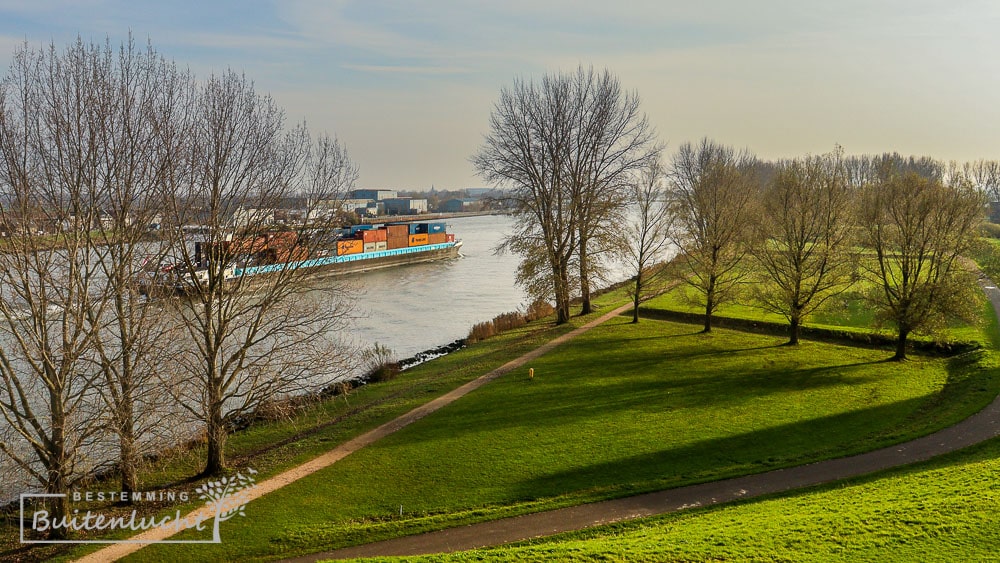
[350,225,374,236]
[413,222,445,234]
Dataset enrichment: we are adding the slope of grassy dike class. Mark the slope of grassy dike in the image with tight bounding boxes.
[121,293,1000,562]
[394,436,1000,562]
[14,296,596,563]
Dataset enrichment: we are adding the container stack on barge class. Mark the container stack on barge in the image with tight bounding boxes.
[140,222,461,294]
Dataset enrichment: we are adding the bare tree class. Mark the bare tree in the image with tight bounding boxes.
[751,150,856,344]
[962,159,1000,203]
[80,38,185,498]
[157,71,358,475]
[474,67,656,322]
[565,67,658,314]
[860,165,985,360]
[0,39,110,536]
[668,139,759,333]
[474,73,578,323]
[844,152,944,189]
[622,157,673,323]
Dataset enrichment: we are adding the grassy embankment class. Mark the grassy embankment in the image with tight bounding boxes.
[7,299,590,562]
[20,243,1000,562]
[321,240,1000,563]
[383,435,1000,562]
[106,272,1000,562]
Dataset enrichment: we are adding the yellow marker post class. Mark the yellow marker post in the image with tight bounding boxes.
[529,368,534,380]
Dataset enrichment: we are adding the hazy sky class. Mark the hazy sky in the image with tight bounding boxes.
[1,1,999,190]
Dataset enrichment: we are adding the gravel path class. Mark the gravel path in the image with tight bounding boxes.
[286,278,1000,562]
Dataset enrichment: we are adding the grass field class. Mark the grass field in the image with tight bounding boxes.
[119,308,1000,562]
[388,435,1000,562]
[25,266,1000,563]
[644,277,991,347]
[21,298,597,562]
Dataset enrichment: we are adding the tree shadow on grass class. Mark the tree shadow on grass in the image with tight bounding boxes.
[507,395,932,503]
[426,352,889,445]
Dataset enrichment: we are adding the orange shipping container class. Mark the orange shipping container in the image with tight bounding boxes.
[446,233,455,243]
[232,236,268,254]
[267,231,298,248]
[386,225,409,238]
[274,247,310,263]
[408,233,429,246]
[427,233,447,245]
[336,239,363,255]
[361,229,388,243]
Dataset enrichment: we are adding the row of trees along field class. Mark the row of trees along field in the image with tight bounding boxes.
[0,38,357,535]
[475,66,987,361]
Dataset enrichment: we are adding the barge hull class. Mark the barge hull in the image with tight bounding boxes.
[235,241,461,278]
[142,241,463,295]
[308,243,461,278]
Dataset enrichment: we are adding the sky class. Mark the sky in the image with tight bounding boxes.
[1,1,999,190]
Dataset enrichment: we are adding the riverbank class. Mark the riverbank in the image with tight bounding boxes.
[3,290,611,561]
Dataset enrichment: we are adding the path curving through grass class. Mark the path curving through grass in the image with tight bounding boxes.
[72,302,636,563]
[283,278,1000,562]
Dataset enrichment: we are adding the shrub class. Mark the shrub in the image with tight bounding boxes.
[524,299,555,322]
[466,300,555,344]
[981,222,1000,239]
[362,342,401,383]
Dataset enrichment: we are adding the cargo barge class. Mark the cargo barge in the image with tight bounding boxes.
[140,221,461,294]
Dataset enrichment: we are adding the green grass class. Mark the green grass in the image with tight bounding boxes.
[31,288,634,562]
[388,435,1000,562]
[645,279,991,347]
[17,299,599,562]
[120,312,1000,562]
[644,280,881,329]
[25,280,1000,562]
[971,237,1000,282]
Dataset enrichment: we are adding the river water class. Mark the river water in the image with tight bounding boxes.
[345,213,526,360]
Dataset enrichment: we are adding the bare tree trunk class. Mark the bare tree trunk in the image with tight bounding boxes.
[204,383,227,476]
[46,407,68,540]
[579,237,592,315]
[118,391,138,498]
[554,261,572,324]
[894,326,909,361]
[632,270,642,323]
[703,276,716,333]
[44,473,69,540]
[788,314,800,345]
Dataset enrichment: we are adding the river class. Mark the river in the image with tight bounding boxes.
[345,214,526,360]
